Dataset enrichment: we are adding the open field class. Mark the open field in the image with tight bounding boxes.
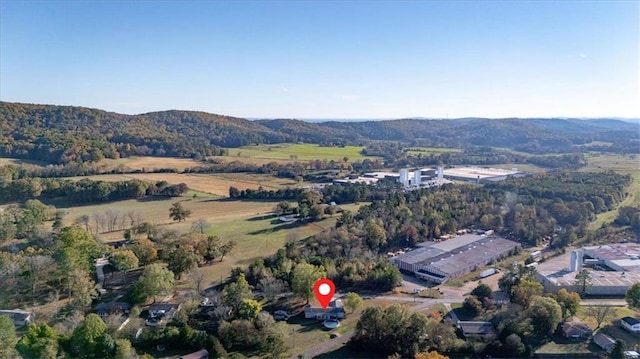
[62,172,300,196]
[98,156,206,171]
[222,143,376,161]
[0,157,46,167]
[581,154,640,228]
[404,147,461,156]
[52,193,364,288]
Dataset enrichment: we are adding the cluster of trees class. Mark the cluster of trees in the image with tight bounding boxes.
[0,175,188,204]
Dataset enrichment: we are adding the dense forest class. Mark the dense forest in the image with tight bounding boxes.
[1,102,638,164]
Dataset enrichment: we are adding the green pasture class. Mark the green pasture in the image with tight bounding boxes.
[224,143,374,161]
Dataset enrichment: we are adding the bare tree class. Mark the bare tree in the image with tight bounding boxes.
[105,209,120,232]
[189,269,207,295]
[258,275,288,302]
[127,210,137,228]
[587,305,614,329]
[118,215,127,231]
[92,213,106,234]
[74,215,91,233]
[191,218,210,234]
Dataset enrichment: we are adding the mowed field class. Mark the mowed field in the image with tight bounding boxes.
[581,153,640,228]
[98,156,206,171]
[220,143,376,161]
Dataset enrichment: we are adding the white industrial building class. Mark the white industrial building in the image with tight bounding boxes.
[442,166,522,183]
[537,243,640,296]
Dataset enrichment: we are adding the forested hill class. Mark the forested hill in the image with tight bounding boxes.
[1,101,638,164]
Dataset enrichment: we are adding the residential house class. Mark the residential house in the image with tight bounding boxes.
[179,349,209,359]
[457,321,497,341]
[94,302,131,318]
[561,317,592,339]
[0,309,32,326]
[592,332,616,353]
[621,316,640,333]
[304,299,345,320]
[146,303,181,326]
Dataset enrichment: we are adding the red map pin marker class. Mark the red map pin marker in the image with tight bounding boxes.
[313,278,336,309]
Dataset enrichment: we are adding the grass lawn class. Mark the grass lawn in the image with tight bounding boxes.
[577,306,640,349]
[534,338,593,356]
[221,143,376,161]
[282,297,400,358]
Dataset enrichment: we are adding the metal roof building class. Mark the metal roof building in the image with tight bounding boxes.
[390,233,520,284]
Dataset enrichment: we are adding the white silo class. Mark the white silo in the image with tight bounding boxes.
[413,169,422,186]
[399,169,409,186]
[570,249,584,272]
[437,166,444,180]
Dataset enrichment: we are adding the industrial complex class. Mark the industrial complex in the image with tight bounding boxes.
[389,232,521,284]
[537,243,640,296]
[333,166,522,188]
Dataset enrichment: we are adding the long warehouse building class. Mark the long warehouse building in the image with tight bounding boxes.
[390,233,521,284]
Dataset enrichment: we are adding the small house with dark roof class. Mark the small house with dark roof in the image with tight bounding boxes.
[457,321,497,341]
[0,309,32,326]
[592,332,616,352]
[561,317,592,339]
[94,302,131,318]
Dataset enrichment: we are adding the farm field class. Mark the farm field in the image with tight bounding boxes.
[404,147,461,156]
[98,156,206,171]
[0,157,46,167]
[221,143,376,161]
[62,172,299,197]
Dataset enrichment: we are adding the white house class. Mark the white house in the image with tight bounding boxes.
[304,299,345,320]
[621,316,640,333]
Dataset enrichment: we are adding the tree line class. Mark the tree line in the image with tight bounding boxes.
[0,176,188,203]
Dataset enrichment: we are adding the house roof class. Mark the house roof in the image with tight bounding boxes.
[562,317,591,337]
[622,316,640,326]
[458,321,496,336]
[592,332,616,349]
[0,309,31,323]
[94,302,131,313]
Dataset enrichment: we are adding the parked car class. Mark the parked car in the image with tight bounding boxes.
[273,310,291,321]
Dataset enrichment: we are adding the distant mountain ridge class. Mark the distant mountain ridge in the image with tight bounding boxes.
[1,102,637,164]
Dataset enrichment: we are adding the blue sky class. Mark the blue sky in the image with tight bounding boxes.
[1,1,638,119]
